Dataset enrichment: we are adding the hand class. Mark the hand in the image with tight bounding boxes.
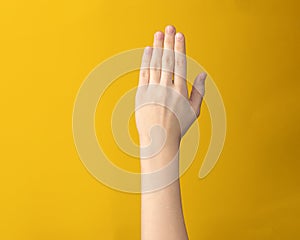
[137,25,206,239]
[135,25,207,154]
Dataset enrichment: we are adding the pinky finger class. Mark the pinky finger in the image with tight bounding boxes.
[139,46,153,86]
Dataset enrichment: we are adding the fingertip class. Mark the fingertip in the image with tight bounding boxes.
[154,31,164,40]
[193,72,206,97]
[145,46,152,54]
[175,32,184,41]
[165,25,176,34]
[198,72,207,81]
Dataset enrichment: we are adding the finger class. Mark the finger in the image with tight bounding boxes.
[160,25,176,86]
[139,46,153,86]
[189,72,207,117]
[174,32,187,96]
[149,31,164,84]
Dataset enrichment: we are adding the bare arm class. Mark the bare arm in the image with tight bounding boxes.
[135,25,206,240]
[140,142,188,240]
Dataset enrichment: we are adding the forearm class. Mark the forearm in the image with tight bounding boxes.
[140,143,188,240]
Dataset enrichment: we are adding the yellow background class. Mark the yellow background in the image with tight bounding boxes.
[1,0,299,239]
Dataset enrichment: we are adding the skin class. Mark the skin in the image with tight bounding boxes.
[135,25,206,240]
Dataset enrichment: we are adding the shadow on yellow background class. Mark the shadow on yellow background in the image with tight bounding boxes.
[0,0,299,239]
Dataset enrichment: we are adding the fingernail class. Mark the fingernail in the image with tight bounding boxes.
[155,31,163,40]
[199,72,207,80]
[175,32,184,41]
[166,25,175,34]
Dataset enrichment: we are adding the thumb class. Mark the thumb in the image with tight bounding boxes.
[189,72,207,117]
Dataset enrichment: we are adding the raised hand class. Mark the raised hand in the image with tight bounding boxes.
[136,25,207,240]
[135,25,206,157]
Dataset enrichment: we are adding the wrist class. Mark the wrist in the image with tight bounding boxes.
[139,138,180,173]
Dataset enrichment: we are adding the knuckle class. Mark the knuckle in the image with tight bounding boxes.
[162,70,172,79]
[175,57,186,67]
[163,55,174,68]
[195,108,200,117]
[141,70,149,79]
[150,62,161,71]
